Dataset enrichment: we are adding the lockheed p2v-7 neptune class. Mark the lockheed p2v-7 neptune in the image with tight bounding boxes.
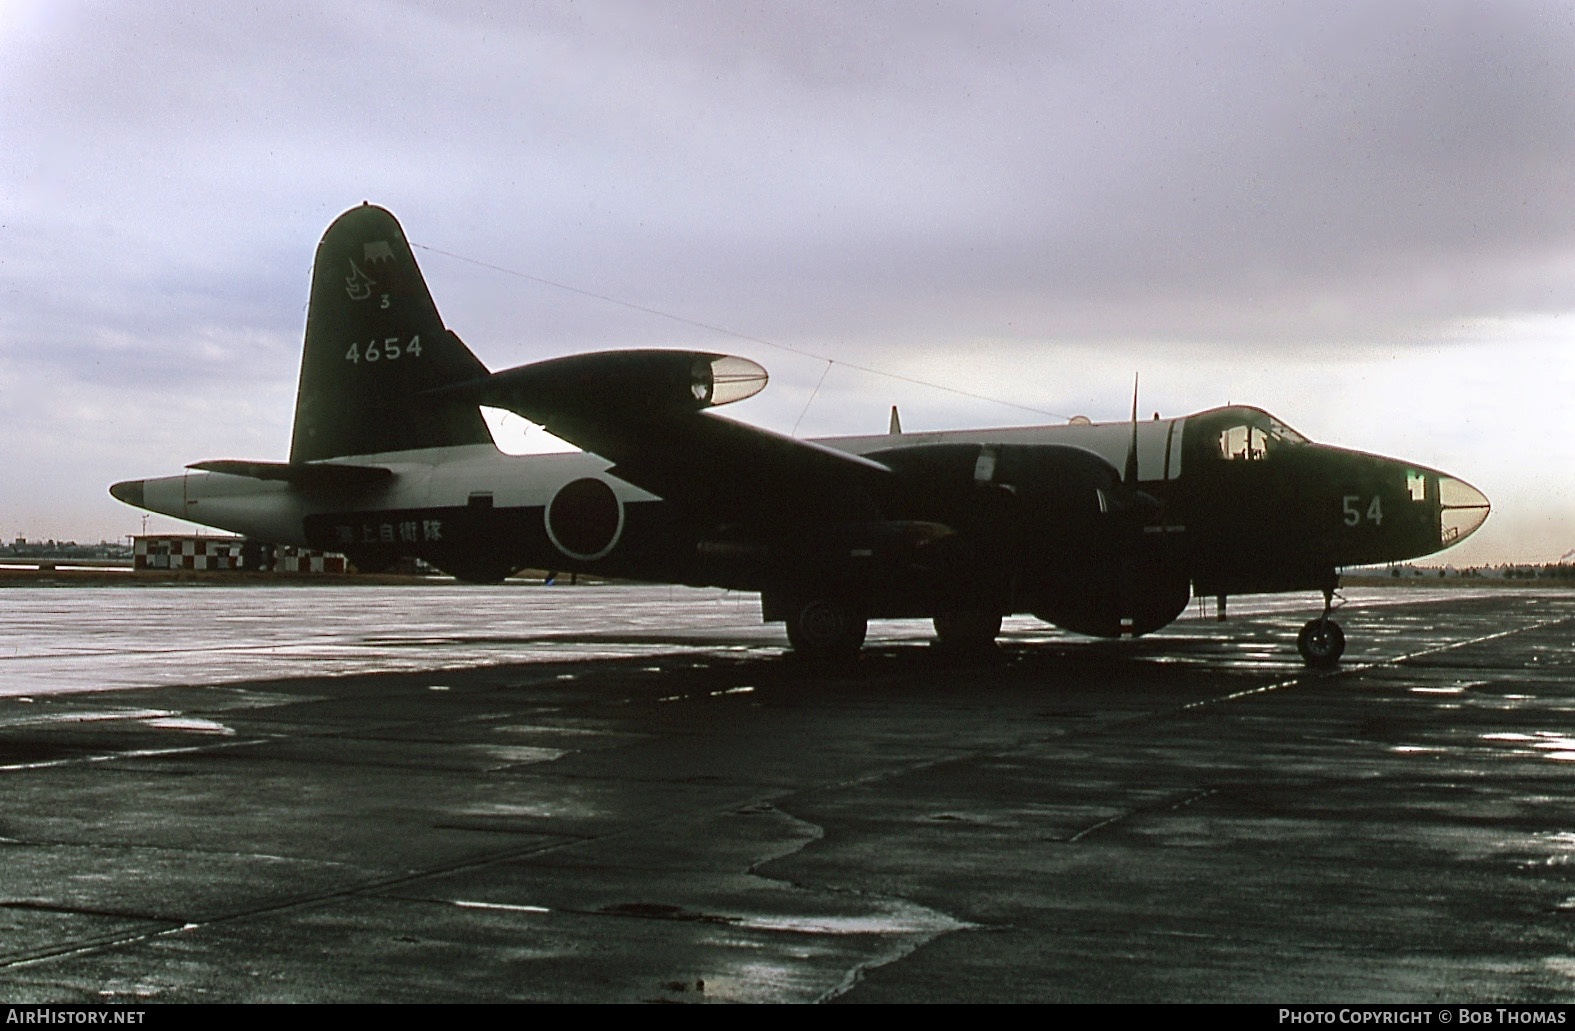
[111,204,1491,666]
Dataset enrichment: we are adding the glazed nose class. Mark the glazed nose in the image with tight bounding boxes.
[1437,475,1490,546]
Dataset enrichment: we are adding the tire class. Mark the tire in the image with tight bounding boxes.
[785,598,867,664]
[1297,619,1346,668]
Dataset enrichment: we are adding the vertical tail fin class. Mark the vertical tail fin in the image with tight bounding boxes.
[290,204,492,463]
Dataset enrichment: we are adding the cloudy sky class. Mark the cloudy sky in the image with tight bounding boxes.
[3,0,1572,565]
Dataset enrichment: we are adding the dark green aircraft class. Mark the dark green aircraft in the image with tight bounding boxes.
[111,205,1490,666]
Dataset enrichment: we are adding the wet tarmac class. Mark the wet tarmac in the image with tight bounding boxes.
[0,583,1571,1002]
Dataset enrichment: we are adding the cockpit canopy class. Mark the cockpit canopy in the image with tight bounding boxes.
[1198,406,1309,462]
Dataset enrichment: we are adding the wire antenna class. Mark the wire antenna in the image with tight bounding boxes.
[412,242,1071,421]
[792,361,835,437]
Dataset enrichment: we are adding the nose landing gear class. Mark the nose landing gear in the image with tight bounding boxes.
[1297,586,1346,668]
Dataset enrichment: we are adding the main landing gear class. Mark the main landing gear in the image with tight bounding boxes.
[1297,586,1346,668]
[784,597,868,665]
[932,610,1003,654]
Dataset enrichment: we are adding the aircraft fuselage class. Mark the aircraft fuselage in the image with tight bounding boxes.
[114,403,1488,632]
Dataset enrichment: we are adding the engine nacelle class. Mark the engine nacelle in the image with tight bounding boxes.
[857,441,1189,634]
[991,444,1189,638]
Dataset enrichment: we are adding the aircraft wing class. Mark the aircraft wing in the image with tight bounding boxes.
[436,350,893,524]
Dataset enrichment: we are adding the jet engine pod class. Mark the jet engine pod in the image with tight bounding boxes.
[545,476,624,561]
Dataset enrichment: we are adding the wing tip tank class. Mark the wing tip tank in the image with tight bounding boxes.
[109,479,145,508]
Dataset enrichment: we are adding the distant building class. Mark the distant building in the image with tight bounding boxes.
[132,535,348,574]
[133,534,244,571]
[271,545,348,574]
[3,538,132,562]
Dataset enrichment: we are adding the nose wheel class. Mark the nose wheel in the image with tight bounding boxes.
[1297,618,1345,667]
[1297,586,1346,668]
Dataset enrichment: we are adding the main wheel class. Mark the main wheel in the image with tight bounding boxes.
[785,598,867,664]
[933,610,1003,651]
[1297,618,1346,668]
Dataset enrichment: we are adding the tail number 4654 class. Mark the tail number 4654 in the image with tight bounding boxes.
[346,336,423,363]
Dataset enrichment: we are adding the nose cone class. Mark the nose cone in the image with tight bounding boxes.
[1438,475,1490,548]
[109,479,146,508]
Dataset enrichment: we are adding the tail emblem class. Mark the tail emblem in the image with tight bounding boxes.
[363,241,394,263]
[344,260,376,300]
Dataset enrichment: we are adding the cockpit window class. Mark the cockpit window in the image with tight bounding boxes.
[1219,424,1267,461]
[1215,413,1306,461]
[1188,406,1312,468]
[1264,415,1307,444]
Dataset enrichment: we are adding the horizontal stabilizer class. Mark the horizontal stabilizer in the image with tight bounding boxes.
[187,460,393,487]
